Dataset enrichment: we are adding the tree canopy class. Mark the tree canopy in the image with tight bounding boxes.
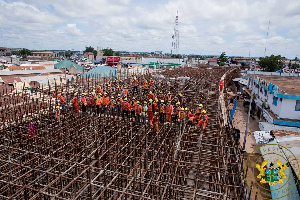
[103,48,114,56]
[170,54,182,58]
[19,48,32,58]
[218,52,227,64]
[259,55,283,72]
[84,46,97,58]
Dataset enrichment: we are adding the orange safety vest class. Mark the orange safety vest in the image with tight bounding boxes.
[60,96,66,104]
[136,105,142,114]
[82,97,87,106]
[167,95,172,101]
[166,104,173,114]
[150,80,154,86]
[159,104,166,113]
[55,109,60,118]
[143,82,148,89]
[102,96,109,106]
[109,100,116,108]
[132,80,139,87]
[179,112,185,120]
[148,103,153,112]
[96,97,102,105]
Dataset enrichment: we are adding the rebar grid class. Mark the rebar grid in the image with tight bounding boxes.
[0,67,246,199]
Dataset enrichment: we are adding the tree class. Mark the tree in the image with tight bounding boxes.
[114,51,120,56]
[84,46,97,58]
[171,54,182,58]
[19,48,32,58]
[103,48,114,56]
[259,55,283,72]
[218,52,227,64]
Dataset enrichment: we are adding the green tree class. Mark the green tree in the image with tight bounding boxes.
[19,48,32,58]
[171,54,182,58]
[84,46,97,58]
[0,64,7,70]
[114,51,120,56]
[259,55,283,72]
[103,48,114,56]
[218,52,227,64]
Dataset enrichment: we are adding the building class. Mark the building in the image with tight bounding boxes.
[32,51,56,58]
[84,52,94,62]
[0,47,12,56]
[245,71,300,127]
[207,58,218,66]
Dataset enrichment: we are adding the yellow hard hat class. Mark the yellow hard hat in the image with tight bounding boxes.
[168,92,171,95]
[132,97,136,100]
[181,108,184,111]
[118,94,121,97]
[144,101,147,104]
[199,104,203,107]
[104,92,107,95]
[92,92,95,95]
[56,106,60,109]
[149,91,152,94]
[149,99,153,102]
[202,110,206,114]
[179,93,182,96]
[61,92,64,94]
[74,93,77,96]
[137,101,140,104]
[111,96,114,99]
[185,107,189,111]
[89,93,91,95]
[155,98,158,101]
[168,100,171,103]
[176,102,180,105]
[124,98,127,101]
[161,100,164,103]
[97,85,100,88]
[154,112,158,115]
[160,91,162,94]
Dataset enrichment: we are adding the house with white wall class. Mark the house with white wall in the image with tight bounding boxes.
[246,72,300,127]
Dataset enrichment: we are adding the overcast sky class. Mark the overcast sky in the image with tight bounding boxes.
[1,0,300,58]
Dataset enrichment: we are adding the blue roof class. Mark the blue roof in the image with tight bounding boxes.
[83,66,116,78]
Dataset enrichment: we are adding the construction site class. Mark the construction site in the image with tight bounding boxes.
[0,66,250,199]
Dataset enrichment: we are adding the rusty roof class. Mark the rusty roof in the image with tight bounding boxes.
[0,76,22,84]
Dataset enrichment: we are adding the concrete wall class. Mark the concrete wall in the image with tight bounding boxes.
[279,99,300,120]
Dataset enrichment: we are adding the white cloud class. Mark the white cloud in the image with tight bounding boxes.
[65,24,82,36]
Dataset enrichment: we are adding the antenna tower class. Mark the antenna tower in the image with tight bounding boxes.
[171,11,179,54]
[264,20,271,57]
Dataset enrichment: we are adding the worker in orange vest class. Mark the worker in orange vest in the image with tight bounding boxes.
[149,78,154,88]
[54,106,61,120]
[147,91,155,100]
[89,92,96,115]
[174,102,181,124]
[197,110,209,130]
[121,86,129,97]
[102,92,109,117]
[159,100,166,124]
[158,91,165,102]
[130,97,137,121]
[153,98,159,113]
[166,100,173,123]
[193,104,203,124]
[135,101,142,123]
[132,77,139,96]
[95,94,102,116]
[81,93,88,114]
[166,92,172,102]
[147,99,154,125]
[143,79,149,96]
[71,93,79,113]
[109,96,116,119]
[59,92,66,112]
[153,112,159,132]
[121,98,130,121]
[185,107,194,124]
[96,85,103,95]
[179,108,185,122]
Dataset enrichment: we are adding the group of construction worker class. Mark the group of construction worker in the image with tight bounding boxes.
[52,77,209,131]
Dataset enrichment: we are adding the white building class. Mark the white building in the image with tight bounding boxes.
[246,72,300,127]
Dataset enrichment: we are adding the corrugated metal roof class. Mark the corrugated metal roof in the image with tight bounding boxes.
[83,66,116,77]
[0,76,22,84]
[0,69,62,75]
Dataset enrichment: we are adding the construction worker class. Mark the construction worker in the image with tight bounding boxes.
[174,102,181,124]
[96,85,103,95]
[135,101,142,123]
[197,110,209,130]
[122,98,130,120]
[54,106,61,120]
[132,77,139,96]
[147,91,155,100]
[28,118,36,143]
[109,96,116,119]
[159,100,166,124]
[158,91,165,101]
[121,86,129,97]
[116,94,123,118]
[166,100,173,123]
[149,78,154,89]
[153,98,159,113]
[90,92,96,115]
[71,93,79,113]
[130,97,137,121]
[142,101,148,125]
[186,107,194,125]
[153,112,159,132]
[177,93,184,106]
[116,85,121,94]
[102,92,109,117]
[193,104,203,124]
[142,79,149,96]
[96,94,102,116]
[147,99,154,125]
[59,92,66,112]
[52,89,58,98]
[166,92,172,102]
[81,93,88,114]
[179,108,185,122]
[87,93,91,114]
[107,84,112,95]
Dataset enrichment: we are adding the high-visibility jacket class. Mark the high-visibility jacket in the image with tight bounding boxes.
[153,102,158,112]
[90,97,96,105]
[166,104,173,114]
[96,88,103,94]
[195,108,202,115]
[159,104,166,113]
[72,97,78,105]
[158,94,165,100]
[60,96,66,104]
[122,89,129,96]
[96,97,102,105]
[179,112,185,121]
[116,98,123,106]
[147,93,155,100]
[55,109,60,118]
[149,80,154,86]
[167,95,172,101]
[81,97,87,106]
[142,105,148,114]
[132,80,139,87]
[122,102,130,111]
[143,82,148,89]
[109,99,116,108]
[130,101,137,111]
[136,105,142,114]
[147,103,153,112]
[102,96,109,106]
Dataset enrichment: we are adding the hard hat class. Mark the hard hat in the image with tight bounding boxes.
[199,104,203,107]
[168,92,171,95]
[118,94,121,97]
[124,98,127,101]
[155,98,158,101]
[137,101,140,104]
[154,112,158,115]
[89,93,91,95]
[202,110,206,114]
[74,93,77,96]
[111,96,114,99]
[61,92,64,94]
[161,100,164,103]
[179,93,182,96]
[160,91,162,94]
[149,91,152,94]
[132,97,136,100]
[168,100,171,103]
[92,92,95,95]
[181,108,184,111]
[150,78,153,80]
[104,92,107,95]
[144,101,147,104]
[56,106,60,109]
[176,102,180,105]
[185,107,189,111]
[108,84,111,87]
[149,99,153,102]
[28,118,32,121]
[97,85,100,88]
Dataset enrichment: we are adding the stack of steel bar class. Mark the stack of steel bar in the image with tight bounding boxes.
[0,67,247,199]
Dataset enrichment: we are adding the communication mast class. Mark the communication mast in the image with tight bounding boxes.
[171,11,179,54]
